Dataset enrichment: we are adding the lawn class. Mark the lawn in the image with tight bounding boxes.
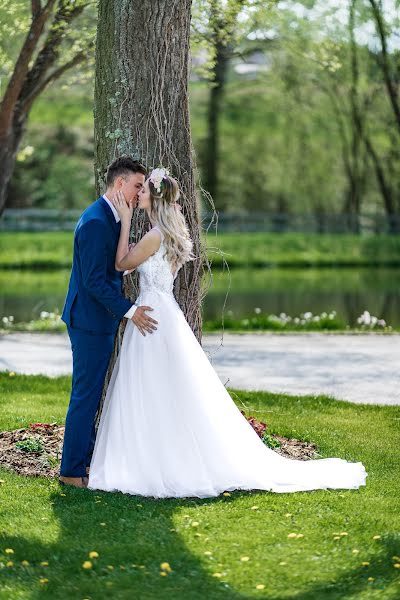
[1,231,400,269]
[0,372,399,599]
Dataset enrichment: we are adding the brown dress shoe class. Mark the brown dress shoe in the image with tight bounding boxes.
[59,476,88,489]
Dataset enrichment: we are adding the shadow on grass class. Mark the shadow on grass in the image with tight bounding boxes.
[0,484,398,599]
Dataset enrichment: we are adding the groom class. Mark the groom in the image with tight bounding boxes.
[59,156,158,488]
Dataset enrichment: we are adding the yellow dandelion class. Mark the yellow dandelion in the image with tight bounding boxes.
[393,563,400,569]
[191,521,199,527]
[287,533,297,538]
[223,492,231,496]
[107,565,114,570]
[160,562,172,573]
[21,560,29,567]
[251,506,259,510]
[285,513,293,517]
[392,555,400,561]
[131,564,137,568]
[333,536,341,541]
[340,532,348,536]
[160,571,167,576]
[100,523,106,526]
[194,533,202,537]
[368,577,375,581]
[296,534,304,539]
[6,561,13,567]
[5,548,14,554]
[40,561,49,567]
[279,561,287,566]
[361,562,370,566]
[82,561,93,570]
[372,535,381,540]
[204,551,212,556]
[240,556,250,562]
[138,565,145,569]
[60,493,66,497]
[352,549,359,554]
[256,584,265,590]
[212,572,222,578]
[0,479,5,484]
[39,578,48,584]
[88,551,99,559]
[9,372,16,377]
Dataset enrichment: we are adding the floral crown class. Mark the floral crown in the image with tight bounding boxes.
[149,167,170,193]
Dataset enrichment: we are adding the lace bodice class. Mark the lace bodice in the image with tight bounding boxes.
[137,227,177,296]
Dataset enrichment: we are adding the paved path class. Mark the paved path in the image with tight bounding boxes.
[1,332,399,405]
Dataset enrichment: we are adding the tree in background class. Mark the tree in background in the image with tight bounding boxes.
[192,0,276,209]
[0,0,94,215]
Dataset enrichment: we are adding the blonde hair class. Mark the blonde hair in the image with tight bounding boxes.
[148,175,194,273]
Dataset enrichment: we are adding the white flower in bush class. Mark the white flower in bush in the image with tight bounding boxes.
[254,307,262,314]
[357,310,386,329]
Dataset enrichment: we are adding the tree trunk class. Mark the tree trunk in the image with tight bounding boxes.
[203,38,230,207]
[0,110,28,215]
[94,0,203,430]
[95,0,201,336]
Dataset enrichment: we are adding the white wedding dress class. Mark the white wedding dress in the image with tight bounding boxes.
[88,228,367,498]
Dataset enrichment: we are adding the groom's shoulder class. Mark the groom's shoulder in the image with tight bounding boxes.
[76,197,105,229]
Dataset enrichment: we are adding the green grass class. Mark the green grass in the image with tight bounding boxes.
[0,372,399,599]
[2,232,400,269]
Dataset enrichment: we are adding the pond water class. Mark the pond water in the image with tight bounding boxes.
[1,266,399,327]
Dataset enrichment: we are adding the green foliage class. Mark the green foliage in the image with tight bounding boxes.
[0,0,96,91]
[0,372,399,599]
[262,431,281,448]
[9,125,93,210]
[15,438,44,453]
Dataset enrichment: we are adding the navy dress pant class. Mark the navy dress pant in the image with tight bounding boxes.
[60,326,116,477]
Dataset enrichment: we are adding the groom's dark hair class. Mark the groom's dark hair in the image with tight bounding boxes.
[106,156,147,186]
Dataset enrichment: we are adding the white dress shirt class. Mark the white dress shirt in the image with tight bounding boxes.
[103,194,137,319]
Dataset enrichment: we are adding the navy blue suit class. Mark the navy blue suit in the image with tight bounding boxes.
[60,196,133,477]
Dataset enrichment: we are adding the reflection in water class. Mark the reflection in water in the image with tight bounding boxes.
[1,267,400,326]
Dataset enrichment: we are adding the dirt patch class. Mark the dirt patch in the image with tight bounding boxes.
[0,418,319,478]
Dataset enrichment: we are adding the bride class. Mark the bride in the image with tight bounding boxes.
[87,169,367,499]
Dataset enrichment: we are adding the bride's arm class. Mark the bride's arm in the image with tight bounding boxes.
[115,229,161,272]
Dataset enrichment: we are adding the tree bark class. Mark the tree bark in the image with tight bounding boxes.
[94,0,202,337]
[94,0,203,431]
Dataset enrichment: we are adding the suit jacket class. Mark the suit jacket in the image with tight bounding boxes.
[61,196,133,334]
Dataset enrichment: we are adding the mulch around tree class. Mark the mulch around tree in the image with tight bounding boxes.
[0,418,319,479]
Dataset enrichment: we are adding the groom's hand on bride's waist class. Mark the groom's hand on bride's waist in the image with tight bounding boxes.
[131,306,158,336]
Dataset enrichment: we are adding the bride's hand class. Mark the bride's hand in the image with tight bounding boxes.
[111,190,133,224]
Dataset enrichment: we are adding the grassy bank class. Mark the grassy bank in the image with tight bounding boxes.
[0,372,399,599]
[0,310,395,333]
[2,231,400,269]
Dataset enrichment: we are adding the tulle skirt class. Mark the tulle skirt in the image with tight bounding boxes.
[88,290,367,498]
